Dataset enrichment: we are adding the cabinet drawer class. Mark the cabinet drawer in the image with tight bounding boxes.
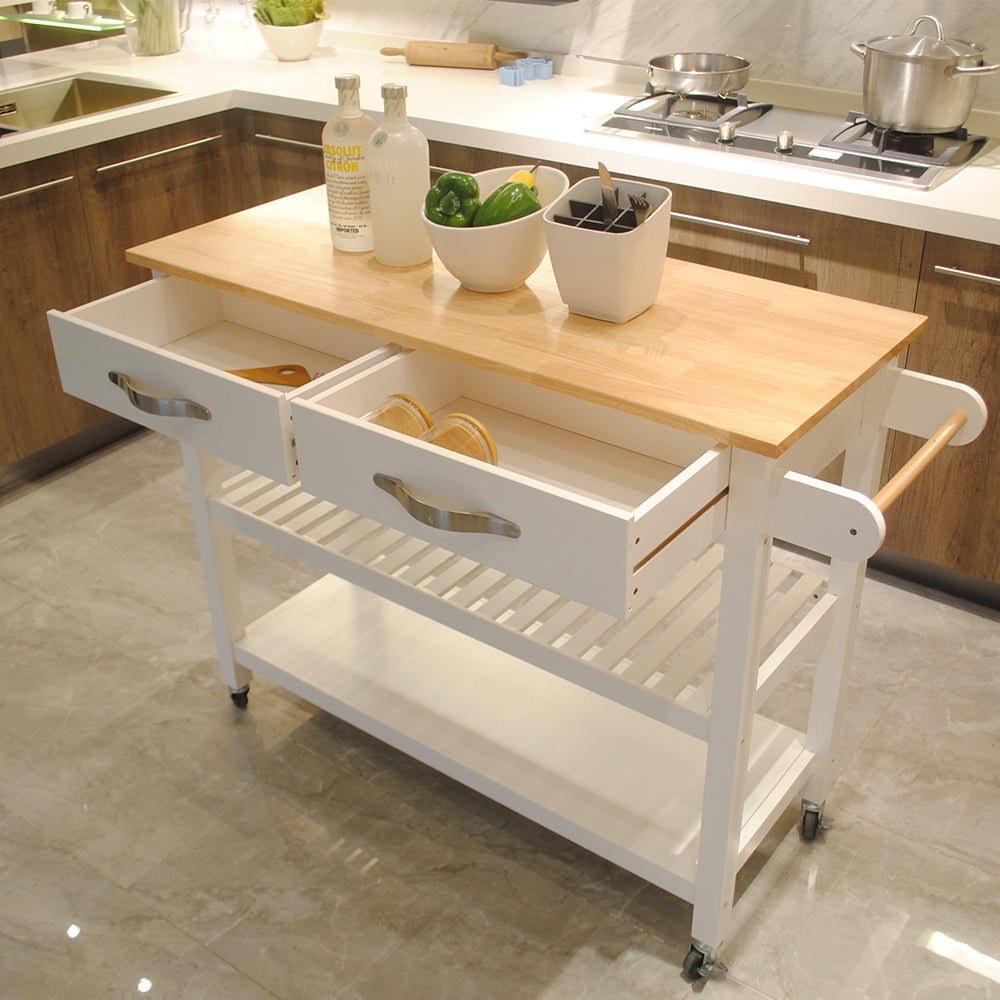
[292,352,731,618]
[48,276,389,482]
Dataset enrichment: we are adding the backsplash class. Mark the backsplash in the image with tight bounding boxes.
[312,0,1000,109]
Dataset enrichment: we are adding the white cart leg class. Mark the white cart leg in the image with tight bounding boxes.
[181,444,251,705]
[801,377,890,827]
[687,449,776,976]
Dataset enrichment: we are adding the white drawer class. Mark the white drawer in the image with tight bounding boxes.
[49,276,390,482]
[292,351,731,618]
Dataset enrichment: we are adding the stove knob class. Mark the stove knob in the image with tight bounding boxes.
[718,121,737,143]
[776,129,795,153]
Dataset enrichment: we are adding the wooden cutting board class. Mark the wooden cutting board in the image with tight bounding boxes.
[380,41,526,70]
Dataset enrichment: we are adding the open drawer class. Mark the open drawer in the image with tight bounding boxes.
[48,275,391,483]
[291,351,731,618]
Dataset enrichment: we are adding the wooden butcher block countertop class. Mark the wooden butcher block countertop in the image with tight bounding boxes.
[126,185,927,457]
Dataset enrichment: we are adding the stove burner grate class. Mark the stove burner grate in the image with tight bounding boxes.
[613,90,773,128]
[818,112,989,168]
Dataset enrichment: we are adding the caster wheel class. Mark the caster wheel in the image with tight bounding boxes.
[801,807,821,841]
[682,944,706,981]
[230,688,249,710]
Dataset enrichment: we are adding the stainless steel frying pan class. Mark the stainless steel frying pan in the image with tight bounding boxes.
[579,51,751,95]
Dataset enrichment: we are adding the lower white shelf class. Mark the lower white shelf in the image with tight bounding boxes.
[234,574,815,899]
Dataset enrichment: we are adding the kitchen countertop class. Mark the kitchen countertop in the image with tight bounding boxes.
[2,20,999,245]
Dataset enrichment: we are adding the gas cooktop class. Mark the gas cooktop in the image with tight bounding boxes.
[588,92,996,189]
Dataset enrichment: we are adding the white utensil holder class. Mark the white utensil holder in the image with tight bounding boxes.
[543,177,672,324]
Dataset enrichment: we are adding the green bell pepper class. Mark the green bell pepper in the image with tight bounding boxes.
[472,181,542,227]
[425,172,481,227]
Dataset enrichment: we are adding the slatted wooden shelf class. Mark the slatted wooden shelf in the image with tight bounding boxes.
[212,469,836,741]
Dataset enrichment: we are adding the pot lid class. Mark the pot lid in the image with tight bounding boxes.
[870,14,984,61]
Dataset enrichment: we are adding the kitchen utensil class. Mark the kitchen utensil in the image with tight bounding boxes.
[851,14,1000,132]
[380,41,526,70]
[628,192,652,225]
[597,161,618,222]
[578,51,750,96]
[226,364,312,387]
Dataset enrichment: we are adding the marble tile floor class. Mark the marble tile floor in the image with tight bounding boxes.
[1,430,998,1000]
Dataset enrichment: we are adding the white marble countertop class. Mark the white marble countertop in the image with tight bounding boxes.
[2,21,999,245]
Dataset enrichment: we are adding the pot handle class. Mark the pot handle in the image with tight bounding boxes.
[951,61,1000,76]
[850,40,867,59]
[906,14,944,39]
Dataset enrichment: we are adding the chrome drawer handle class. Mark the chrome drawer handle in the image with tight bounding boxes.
[254,133,323,152]
[933,265,1000,287]
[108,371,212,421]
[95,134,222,174]
[373,473,521,539]
[0,175,74,202]
[671,211,811,246]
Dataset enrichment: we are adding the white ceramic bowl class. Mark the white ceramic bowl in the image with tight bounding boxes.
[422,165,569,293]
[256,20,324,61]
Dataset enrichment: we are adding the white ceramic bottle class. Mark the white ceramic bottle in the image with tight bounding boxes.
[367,83,432,266]
[322,74,376,252]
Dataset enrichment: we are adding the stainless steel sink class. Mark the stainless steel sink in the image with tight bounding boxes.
[0,76,174,132]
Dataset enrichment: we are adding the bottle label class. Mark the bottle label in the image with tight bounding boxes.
[324,143,365,173]
[371,129,389,149]
[324,128,373,250]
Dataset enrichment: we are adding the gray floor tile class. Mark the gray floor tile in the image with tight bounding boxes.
[2,431,998,1000]
[0,802,278,1000]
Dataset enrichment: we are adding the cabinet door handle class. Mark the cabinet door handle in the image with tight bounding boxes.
[671,211,811,246]
[254,133,322,152]
[95,134,223,174]
[108,371,212,421]
[933,264,1000,287]
[373,473,521,539]
[0,175,74,202]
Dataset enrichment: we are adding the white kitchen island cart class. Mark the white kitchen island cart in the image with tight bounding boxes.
[48,186,986,980]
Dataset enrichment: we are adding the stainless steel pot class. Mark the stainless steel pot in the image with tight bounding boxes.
[579,51,751,96]
[851,14,1000,133]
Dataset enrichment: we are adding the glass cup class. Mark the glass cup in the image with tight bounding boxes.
[117,0,183,55]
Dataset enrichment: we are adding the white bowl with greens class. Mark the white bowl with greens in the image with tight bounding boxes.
[253,0,328,61]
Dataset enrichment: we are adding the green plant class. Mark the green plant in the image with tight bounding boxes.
[253,0,328,26]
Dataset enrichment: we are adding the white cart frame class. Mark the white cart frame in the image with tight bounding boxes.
[179,358,984,979]
[47,187,985,978]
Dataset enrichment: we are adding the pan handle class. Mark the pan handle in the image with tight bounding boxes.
[850,41,867,59]
[575,53,647,70]
[951,61,1000,76]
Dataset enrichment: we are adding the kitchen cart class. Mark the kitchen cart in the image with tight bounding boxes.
[48,187,986,979]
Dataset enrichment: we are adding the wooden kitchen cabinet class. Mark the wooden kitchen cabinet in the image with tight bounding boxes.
[428,140,527,175]
[0,152,109,467]
[640,183,923,311]
[243,111,324,204]
[74,112,253,295]
[1,113,259,482]
[883,235,1000,585]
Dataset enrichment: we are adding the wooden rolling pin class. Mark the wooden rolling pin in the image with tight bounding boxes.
[380,41,527,70]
